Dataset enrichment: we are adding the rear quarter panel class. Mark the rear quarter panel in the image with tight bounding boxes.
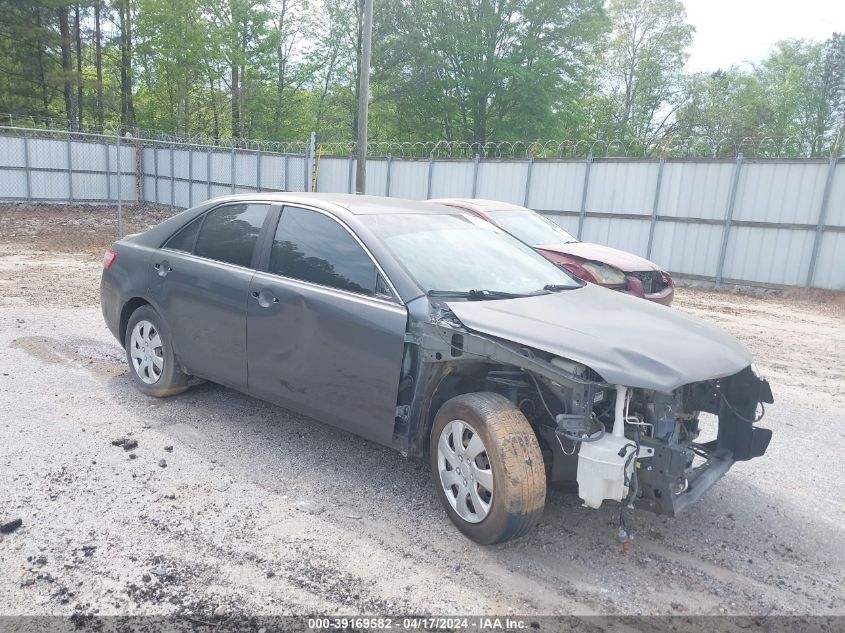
[100,240,158,346]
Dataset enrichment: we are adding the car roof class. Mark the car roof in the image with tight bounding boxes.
[212,192,462,216]
[429,198,530,213]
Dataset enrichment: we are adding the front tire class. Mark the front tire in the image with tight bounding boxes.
[124,305,190,398]
[430,392,546,544]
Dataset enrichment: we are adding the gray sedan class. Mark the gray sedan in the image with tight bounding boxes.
[101,193,773,544]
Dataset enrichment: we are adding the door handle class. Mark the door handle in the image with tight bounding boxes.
[251,289,279,307]
[154,261,172,276]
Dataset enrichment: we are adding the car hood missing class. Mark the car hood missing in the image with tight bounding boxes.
[446,284,752,392]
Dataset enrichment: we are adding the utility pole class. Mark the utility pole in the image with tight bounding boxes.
[355,0,374,194]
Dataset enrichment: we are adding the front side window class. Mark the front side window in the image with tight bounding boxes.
[194,203,269,268]
[269,206,378,296]
[490,209,577,246]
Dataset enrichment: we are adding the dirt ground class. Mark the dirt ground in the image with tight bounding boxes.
[1,203,844,620]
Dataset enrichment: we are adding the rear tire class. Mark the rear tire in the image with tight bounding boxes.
[124,305,190,398]
[430,392,546,544]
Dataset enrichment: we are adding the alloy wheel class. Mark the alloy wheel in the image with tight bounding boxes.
[129,320,164,384]
[437,419,494,523]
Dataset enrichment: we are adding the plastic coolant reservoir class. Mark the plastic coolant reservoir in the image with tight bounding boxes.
[576,434,655,509]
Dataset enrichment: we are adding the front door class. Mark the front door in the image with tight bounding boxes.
[150,202,273,391]
[247,205,407,445]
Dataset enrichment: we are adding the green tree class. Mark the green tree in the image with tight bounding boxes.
[374,0,608,146]
[599,0,694,149]
[674,69,770,153]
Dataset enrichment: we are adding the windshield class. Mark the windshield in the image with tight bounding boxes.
[360,213,580,294]
[489,209,577,246]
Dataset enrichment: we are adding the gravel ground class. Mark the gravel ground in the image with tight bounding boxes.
[0,203,844,619]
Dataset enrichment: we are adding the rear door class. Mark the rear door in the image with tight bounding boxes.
[247,205,408,445]
[150,202,275,391]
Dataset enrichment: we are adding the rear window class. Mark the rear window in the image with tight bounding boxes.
[193,203,269,268]
[163,216,202,252]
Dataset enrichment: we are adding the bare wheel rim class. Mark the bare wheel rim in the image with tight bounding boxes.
[129,320,164,385]
[437,419,494,524]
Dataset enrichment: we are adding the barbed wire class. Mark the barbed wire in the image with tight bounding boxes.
[0,113,308,154]
[318,135,843,159]
[2,112,842,159]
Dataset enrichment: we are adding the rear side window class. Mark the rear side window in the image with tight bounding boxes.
[194,203,269,268]
[163,216,202,252]
[269,206,377,295]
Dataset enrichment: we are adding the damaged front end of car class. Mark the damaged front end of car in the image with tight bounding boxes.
[395,296,773,518]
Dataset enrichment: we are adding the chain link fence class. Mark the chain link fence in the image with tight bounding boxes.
[1,122,843,290]
[0,125,310,236]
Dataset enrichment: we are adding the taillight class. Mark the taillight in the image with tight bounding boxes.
[103,249,117,270]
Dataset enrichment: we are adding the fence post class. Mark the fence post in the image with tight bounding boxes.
[116,129,123,238]
[256,148,262,192]
[577,155,593,239]
[188,147,193,207]
[170,142,176,210]
[104,140,111,201]
[230,146,236,194]
[23,136,31,201]
[471,154,480,197]
[347,155,354,193]
[153,145,159,204]
[307,132,316,192]
[135,139,142,204]
[523,157,534,207]
[715,153,745,285]
[385,153,393,196]
[66,133,73,203]
[206,150,212,201]
[426,155,434,199]
[805,157,839,287]
[646,157,665,259]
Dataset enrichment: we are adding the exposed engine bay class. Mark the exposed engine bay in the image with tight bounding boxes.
[397,301,774,517]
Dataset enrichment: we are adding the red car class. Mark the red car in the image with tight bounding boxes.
[430,198,674,305]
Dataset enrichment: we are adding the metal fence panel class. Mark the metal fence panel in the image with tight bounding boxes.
[0,173,28,198]
[476,161,530,204]
[316,157,350,193]
[29,138,68,170]
[722,226,816,286]
[0,136,26,167]
[580,217,652,257]
[235,152,258,191]
[286,156,308,192]
[658,161,736,219]
[428,161,475,198]
[0,125,841,290]
[586,161,659,216]
[526,161,586,212]
[173,149,190,180]
[813,232,845,289]
[651,222,725,278]
[365,159,388,196]
[388,160,429,200]
[825,163,845,227]
[733,161,830,224]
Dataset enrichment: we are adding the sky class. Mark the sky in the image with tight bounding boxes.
[683,0,845,72]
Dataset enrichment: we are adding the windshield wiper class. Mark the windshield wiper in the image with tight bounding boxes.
[543,283,581,291]
[427,289,536,300]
